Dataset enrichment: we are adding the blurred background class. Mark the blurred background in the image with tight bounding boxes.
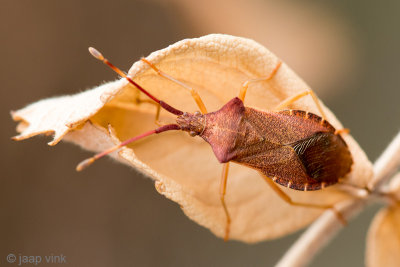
[1,0,399,266]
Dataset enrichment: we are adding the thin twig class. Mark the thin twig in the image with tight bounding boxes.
[275,199,368,267]
[275,130,400,267]
[369,131,400,190]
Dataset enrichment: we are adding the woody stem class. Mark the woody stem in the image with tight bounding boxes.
[368,131,400,191]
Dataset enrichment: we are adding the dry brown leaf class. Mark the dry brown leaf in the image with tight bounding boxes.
[366,204,400,267]
[366,173,400,267]
[12,34,373,242]
[388,172,400,201]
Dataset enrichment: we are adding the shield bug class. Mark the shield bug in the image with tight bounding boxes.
[77,47,353,240]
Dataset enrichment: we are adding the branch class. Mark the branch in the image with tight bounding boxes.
[369,131,400,190]
[275,130,400,267]
[275,199,368,267]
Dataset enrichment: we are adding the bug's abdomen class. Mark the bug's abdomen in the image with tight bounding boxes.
[233,130,352,191]
[287,131,353,190]
[230,108,353,191]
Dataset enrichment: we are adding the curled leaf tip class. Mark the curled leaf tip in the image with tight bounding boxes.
[88,47,104,61]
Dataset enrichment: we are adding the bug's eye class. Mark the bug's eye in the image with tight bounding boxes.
[189,131,197,137]
[194,111,201,116]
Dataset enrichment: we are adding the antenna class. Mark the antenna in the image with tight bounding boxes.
[76,124,180,171]
[88,47,183,116]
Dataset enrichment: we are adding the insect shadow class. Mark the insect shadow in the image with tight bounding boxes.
[77,47,353,241]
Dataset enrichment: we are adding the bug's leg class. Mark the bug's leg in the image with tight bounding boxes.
[274,90,328,120]
[238,61,282,102]
[220,162,232,241]
[154,104,162,126]
[275,91,351,135]
[335,182,370,198]
[106,90,162,126]
[334,128,350,135]
[141,58,208,114]
[133,89,163,126]
[261,175,347,225]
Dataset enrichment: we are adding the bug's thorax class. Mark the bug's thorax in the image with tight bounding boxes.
[176,97,246,161]
[176,97,245,139]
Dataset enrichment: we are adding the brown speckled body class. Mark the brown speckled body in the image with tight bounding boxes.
[177,97,353,191]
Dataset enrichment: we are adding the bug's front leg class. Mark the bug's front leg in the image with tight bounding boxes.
[220,162,231,241]
[133,90,162,126]
[238,60,282,103]
[101,95,162,126]
[141,58,208,114]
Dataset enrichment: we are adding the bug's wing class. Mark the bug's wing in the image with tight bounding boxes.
[243,107,332,145]
[289,132,352,185]
[233,145,321,190]
[234,132,352,191]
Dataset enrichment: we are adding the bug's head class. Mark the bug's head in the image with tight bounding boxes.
[176,111,206,137]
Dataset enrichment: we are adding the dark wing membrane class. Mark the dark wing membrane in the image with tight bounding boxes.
[288,132,353,184]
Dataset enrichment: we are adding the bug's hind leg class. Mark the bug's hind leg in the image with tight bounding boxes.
[141,58,208,114]
[274,90,328,120]
[261,174,347,225]
[220,162,232,241]
[238,61,282,103]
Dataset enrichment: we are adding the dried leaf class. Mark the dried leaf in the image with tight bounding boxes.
[12,34,373,242]
[366,173,400,267]
[388,172,400,201]
[366,205,400,267]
